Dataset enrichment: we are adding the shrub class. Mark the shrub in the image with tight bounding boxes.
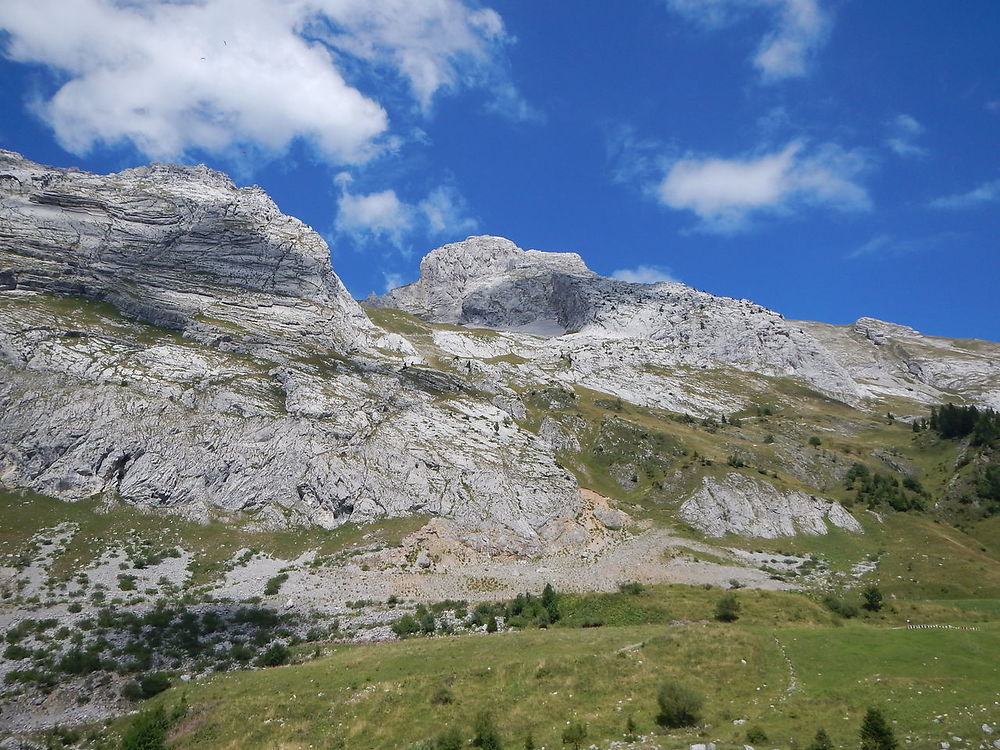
[430,685,454,705]
[120,705,169,750]
[436,728,464,750]
[121,672,170,700]
[618,581,644,595]
[472,711,503,750]
[255,643,290,667]
[808,436,822,447]
[263,573,289,597]
[392,614,421,638]
[4,644,30,660]
[808,728,834,750]
[562,722,587,749]
[746,726,768,744]
[714,592,741,622]
[822,595,859,619]
[654,680,702,728]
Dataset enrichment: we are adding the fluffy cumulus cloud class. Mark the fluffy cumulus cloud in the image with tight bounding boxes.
[886,114,927,158]
[335,178,478,249]
[657,141,870,233]
[611,265,678,284]
[0,0,517,163]
[665,0,830,81]
[930,179,1000,210]
[335,187,414,248]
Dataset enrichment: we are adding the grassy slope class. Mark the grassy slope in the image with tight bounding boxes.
[147,588,1000,750]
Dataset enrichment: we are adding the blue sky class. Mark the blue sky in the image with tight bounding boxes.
[1,1,998,339]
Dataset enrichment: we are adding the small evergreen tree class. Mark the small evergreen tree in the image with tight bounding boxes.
[541,583,560,623]
[624,715,638,741]
[859,707,898,750]
[862,585,884,612]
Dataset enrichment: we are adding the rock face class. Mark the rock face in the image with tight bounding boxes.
[679,474,862,538]
[0,153,581,553]
[0,149,375,356]
[373,236,1000,415]
[371,235,864,407]
[800,317,1000,410]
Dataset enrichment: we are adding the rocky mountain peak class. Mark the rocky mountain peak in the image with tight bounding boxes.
[0,150,374,353]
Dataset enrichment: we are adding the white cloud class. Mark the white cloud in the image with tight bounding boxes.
[664,0,830,81]
[929,179,1000,210]
[0,0,518,163]
[335,181,478,248]
[657,140,870,232]
[885,114,927,158]
[336,188,414,247]
[611,265,679,284]
[418,187,479,236]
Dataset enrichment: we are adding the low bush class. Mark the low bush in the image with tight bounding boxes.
[655,680,703,728]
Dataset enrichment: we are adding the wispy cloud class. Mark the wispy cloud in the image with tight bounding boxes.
[885,114,927,158]
[664,0,831,81]
[0,0,523,166]
[847,232,965,260]
[611,265,679,284]
[334,176,478,249]
[929,179,1000,210]
[382,272,407,293]
[657,140,870,233]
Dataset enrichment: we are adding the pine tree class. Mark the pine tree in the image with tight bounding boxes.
[859,708,898,750]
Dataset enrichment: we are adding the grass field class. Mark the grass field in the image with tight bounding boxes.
[142,604,999,750]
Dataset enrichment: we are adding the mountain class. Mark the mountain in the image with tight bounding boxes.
[2,152,999,553]
[0,151,580,554]
[369,235,1000,416]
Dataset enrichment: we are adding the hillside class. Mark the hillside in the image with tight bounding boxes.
[1,154,999,748]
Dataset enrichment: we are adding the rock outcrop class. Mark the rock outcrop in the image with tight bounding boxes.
[800,317,1000,410]
[0,149,375,356]
[679,474,862,538]
[0,154,581,553]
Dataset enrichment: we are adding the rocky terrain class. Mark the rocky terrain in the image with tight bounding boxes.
[371,235,1000,417]
[2,153,1000,745]
[0,151,582,554]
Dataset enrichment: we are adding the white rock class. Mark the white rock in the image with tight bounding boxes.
[679,474,861,538]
